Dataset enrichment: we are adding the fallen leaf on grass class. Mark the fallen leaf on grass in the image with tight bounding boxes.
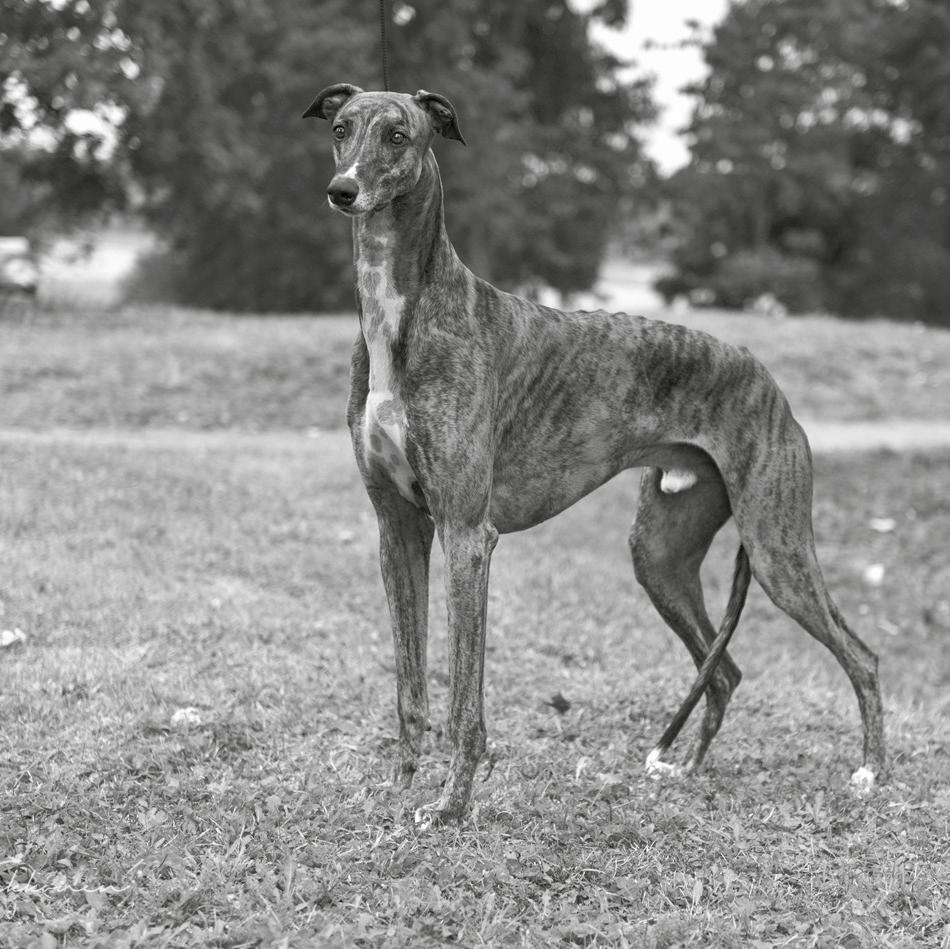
[691,876,703,909]
[546,692,571,714]
[171,707,203,728]
[40,915,81,936]
[0,628,26,648]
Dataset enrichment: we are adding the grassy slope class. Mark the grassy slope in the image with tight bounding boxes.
[1,429,948,947]
[1,304,949,431]
[1,304,949,947]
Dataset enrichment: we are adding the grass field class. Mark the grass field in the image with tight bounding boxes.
[1,303,949,948]
[2,304,950,431]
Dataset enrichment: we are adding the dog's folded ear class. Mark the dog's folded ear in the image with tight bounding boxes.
[414,90,466,145]
[302,83,364,120]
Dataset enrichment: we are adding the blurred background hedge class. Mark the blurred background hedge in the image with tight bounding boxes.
[2,0,948,324]
[662,0,950,325]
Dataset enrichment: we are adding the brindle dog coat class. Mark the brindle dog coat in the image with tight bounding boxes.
[303,85,885,824]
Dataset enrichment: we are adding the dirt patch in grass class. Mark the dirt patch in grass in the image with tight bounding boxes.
[1,433,947,947]
[1,304,948,432]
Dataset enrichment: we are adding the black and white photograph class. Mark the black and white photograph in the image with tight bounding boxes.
[2,1,948,945]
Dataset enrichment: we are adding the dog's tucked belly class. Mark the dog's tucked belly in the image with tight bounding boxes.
[489,447,630,532]
[489,439,718,533]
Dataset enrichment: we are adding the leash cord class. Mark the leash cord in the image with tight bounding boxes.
[378,0,390,91]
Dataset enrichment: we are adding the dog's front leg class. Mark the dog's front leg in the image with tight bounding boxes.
[417,519,497,825]
[368,485,435,788]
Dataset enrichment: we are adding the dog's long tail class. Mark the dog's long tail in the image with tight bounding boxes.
[653,544,752,755]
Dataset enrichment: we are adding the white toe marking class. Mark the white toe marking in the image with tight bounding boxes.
[645,748,681,780]
[850,766,875,794]
[660,469,698,494]
[414,801,442,829]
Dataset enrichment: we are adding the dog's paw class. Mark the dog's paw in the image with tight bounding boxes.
[849,766,875,796]
[413,803,438,830]
[645,747,682,780]
[413,799,463,829]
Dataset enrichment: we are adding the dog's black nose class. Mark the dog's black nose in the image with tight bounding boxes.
[327,178,359,207]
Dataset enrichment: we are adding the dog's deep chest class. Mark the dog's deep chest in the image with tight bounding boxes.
[356,252,422,507]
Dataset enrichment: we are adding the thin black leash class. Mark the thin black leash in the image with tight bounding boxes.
[378,0,390,91]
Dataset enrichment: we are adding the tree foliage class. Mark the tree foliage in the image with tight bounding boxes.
[0,0,654,311]
[0,0,133,233]
[663,0,950,324]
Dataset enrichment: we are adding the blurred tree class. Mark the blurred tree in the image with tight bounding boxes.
[662,0,950,325]
[115,0,372,311]
[383,0,655,296]
[0,149,36,234]
[0,0,132,235]
[0,0,654,311]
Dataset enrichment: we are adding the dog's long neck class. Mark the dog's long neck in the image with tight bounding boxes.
[352,151,459,314]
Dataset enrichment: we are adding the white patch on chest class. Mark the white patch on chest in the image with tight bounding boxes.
[357,244,419,506]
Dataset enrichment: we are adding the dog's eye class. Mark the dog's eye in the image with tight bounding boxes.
[390,131,407,145]
[332,124,346,141]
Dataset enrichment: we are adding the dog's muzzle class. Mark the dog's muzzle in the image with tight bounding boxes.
[327,176,359,209]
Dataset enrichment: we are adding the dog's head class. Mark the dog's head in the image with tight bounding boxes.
[303,83,465,216]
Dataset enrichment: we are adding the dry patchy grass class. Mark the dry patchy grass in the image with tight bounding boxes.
[1,431,948,948]
[1,303,949,432]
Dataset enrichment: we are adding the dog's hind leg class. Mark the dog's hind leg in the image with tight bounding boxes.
[629,467,742,773]
[738,505,884,788]
[724,418,885,787]
[648,544,750,770]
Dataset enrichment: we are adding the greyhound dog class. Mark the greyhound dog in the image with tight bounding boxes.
[303,84,885,825]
